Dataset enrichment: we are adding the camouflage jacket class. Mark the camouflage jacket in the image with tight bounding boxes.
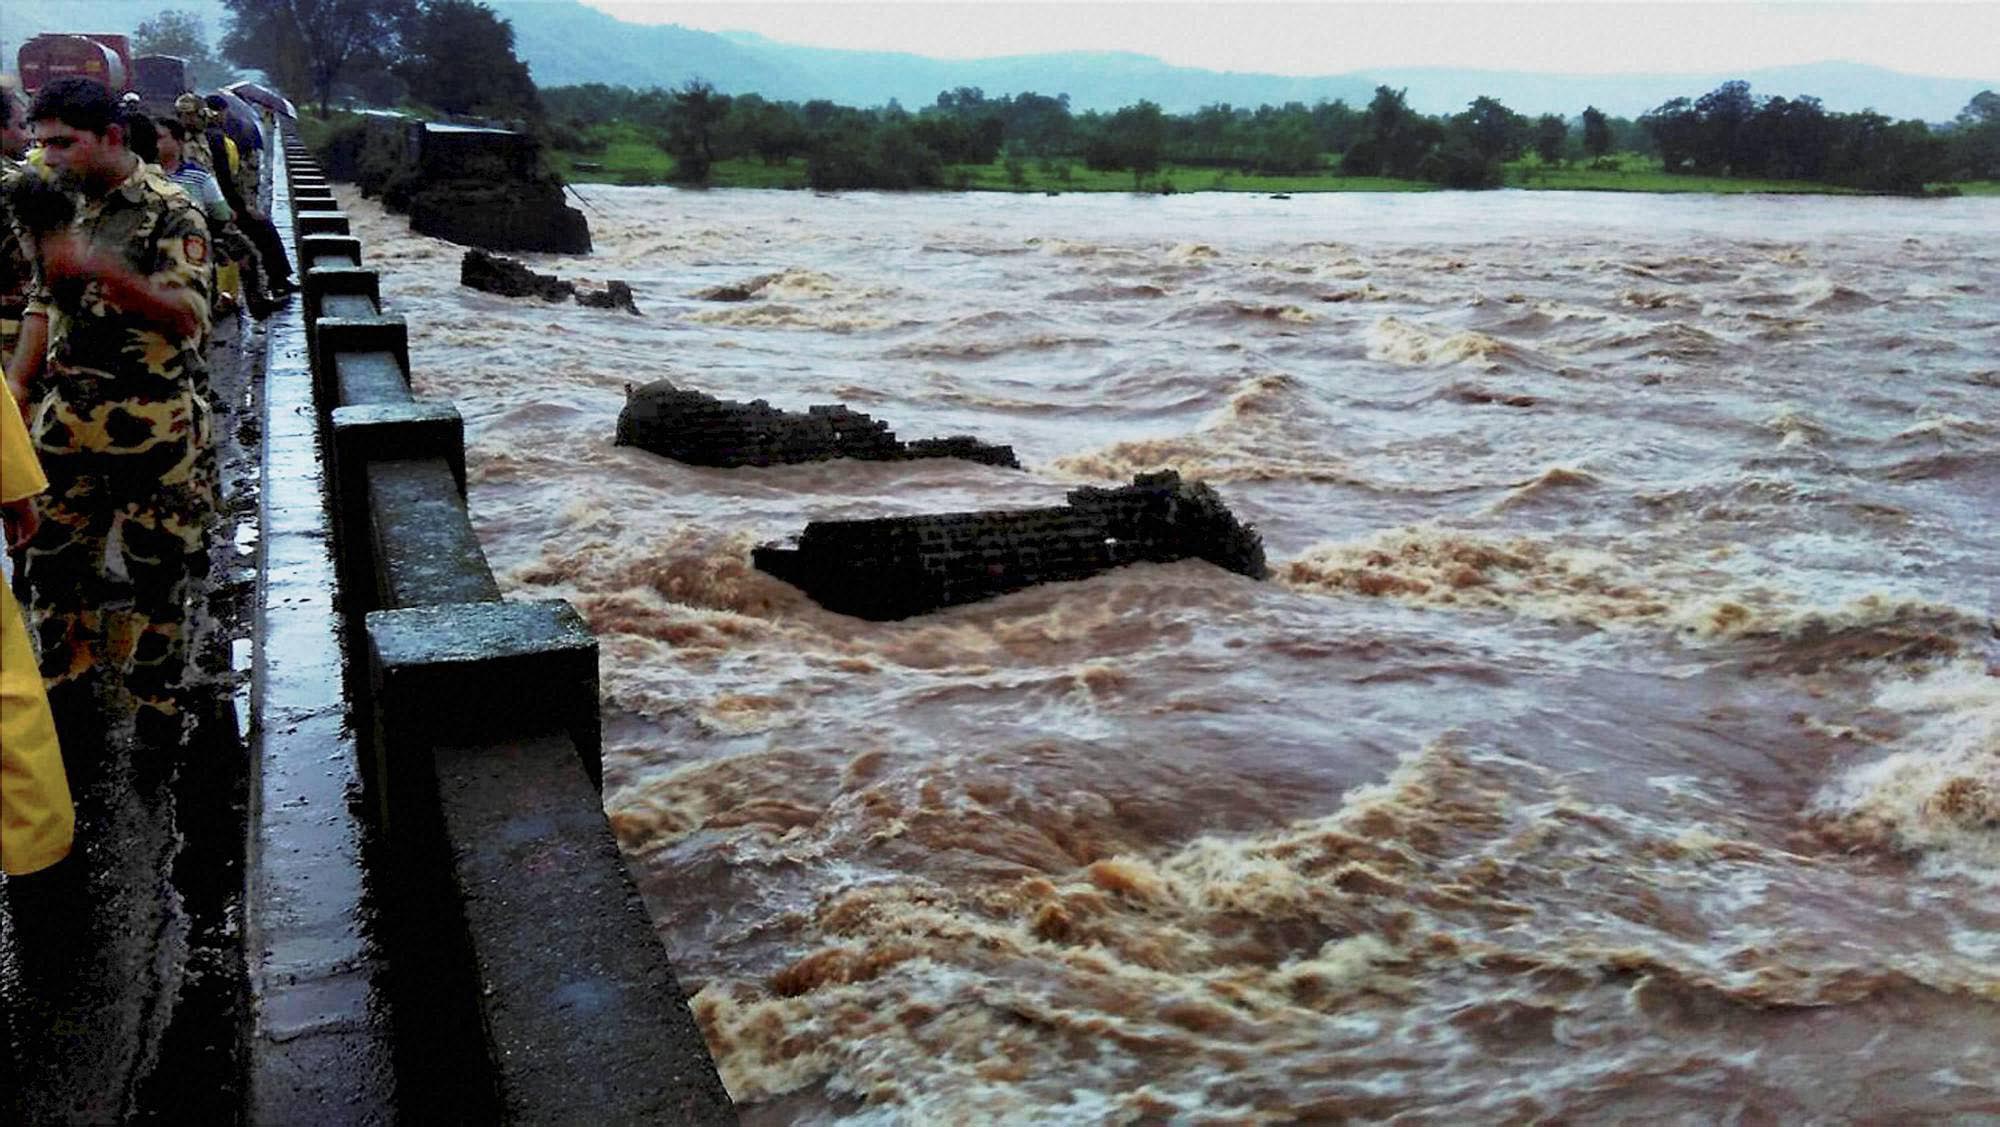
[26,160,211,472]
[0,157,32,315]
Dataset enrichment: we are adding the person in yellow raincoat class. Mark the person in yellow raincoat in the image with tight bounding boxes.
[2,377,73,877]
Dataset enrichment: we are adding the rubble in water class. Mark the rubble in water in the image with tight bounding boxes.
[460,249,639,313]
[753,470,1268,619]
[614,380,1018,469]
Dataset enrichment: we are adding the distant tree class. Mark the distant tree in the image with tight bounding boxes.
[727,96,807,165]
[1455,95,1527,161]
[1003,141,1028,187]
[1533,113,1568,164]
[1580,105,1612,158]
[1744,94,1832,179]
[222,0,414,115]
[1346,85,1433,178]
[1310,98,1364,156]
[934,86,988,115]
[868,121,944,187]
[1826,110,1947,192]
[132,10,235,88]
[1252,112,1322,174]
[1418,137,1503,188]
[996,91,1072,156]
[1693,79,1757,172]
[1948,90,2000,179]
[394,0,538,117]
[1085,100,1166,187]
[665,79,729,183]
[1640,96,1701,170]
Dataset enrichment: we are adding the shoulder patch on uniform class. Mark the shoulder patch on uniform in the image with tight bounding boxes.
[184,234,208,264]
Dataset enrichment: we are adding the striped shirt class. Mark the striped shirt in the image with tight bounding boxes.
[164,162,232,225]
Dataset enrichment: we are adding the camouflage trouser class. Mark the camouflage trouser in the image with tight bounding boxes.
[21,435,215,718]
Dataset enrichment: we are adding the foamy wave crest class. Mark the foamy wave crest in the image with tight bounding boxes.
[1282,530,1990,658]
[681,738,2000,1117]
[511,527,807,625]
[1280,529,1671,626]
[1888,414,1995,445]
[1491,466,1601,509]
[1047,283,1170,302]
[1047,374,1362,483]
[1816,662,2000,883]
[690,267,878,304]
[1763,406,1831,448]
[1160,300,1318,326]
[1797,278,1879,312]
[1618,289,1698,311]
[884,333,1112,360]
[685,303,894,333]
[1366,316,1523,370]
[1604,320,1731,360]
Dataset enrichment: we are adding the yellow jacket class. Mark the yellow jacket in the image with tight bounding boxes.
[2,380,73,876]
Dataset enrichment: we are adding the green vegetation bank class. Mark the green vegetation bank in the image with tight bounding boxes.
[219,0,2000,196]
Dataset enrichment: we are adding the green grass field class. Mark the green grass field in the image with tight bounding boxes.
[1502,153,1865,194]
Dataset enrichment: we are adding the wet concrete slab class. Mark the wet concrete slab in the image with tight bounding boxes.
[244,143,399,1124]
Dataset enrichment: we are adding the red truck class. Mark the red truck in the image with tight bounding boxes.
[17,33,135,95]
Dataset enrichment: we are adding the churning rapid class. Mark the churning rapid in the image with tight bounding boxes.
[340,186,1999,1123]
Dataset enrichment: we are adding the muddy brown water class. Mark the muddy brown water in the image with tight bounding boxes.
[340,186,1998,1123]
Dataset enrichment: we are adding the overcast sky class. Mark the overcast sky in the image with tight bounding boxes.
[576,2,1999,79]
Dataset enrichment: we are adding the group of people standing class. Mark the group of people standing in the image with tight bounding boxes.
[2,76,291,884]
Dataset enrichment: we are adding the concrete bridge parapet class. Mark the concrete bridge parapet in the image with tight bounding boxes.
[247,127,735,1123]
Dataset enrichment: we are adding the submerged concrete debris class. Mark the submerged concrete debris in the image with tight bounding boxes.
[754,470,1267,619]
[615,380,1020,469]
[460,249,640,313]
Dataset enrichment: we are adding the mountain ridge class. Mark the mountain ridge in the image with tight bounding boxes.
[5,0,1992,121]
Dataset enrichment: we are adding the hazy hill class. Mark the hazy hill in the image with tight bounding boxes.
[6,0,1993,122]
[488,1,1995,121]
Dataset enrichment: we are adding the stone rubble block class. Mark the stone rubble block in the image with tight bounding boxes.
[754,470,1267,619]
[459,249,640,313]
[615,380,1020,470]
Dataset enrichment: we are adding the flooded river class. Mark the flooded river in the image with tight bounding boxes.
[341,186,1999,1123]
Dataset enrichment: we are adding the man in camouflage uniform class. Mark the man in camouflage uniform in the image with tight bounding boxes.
[173,94,216,175]
[2,86,33,370]
[16,78,214,745]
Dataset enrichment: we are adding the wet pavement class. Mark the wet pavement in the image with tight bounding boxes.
[2,303,265,1125]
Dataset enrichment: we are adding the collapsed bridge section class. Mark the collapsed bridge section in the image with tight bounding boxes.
[754,470,1268,620]
[615,379,1020,469]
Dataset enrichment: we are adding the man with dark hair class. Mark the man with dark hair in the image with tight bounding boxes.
[15,77,216,746]
[121,109,159,165]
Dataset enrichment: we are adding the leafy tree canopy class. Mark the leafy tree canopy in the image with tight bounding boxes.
[222,0,413,114]
[133,10,238,89]
[395,0,538,118]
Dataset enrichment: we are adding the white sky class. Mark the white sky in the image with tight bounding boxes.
[576,2,2000,79]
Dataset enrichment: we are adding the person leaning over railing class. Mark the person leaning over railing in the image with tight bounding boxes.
[159,118,280,320]
[203,96,292,301]
[13,77,216,751]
